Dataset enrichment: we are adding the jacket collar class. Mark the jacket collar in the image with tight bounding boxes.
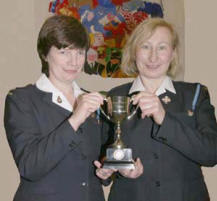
[129,75,176,96]
[36,74,84,112]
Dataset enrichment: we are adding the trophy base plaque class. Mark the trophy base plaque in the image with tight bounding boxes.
[103,161,135,169]
[103,148,135,170]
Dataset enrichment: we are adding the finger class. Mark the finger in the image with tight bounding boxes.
[135,158,143,173]
[140,100,161,117]
[88,107,98,114]
[134,95,155,107]
[133,92,154,104]
[138,96,157,106]
[96,169,112,180]
[140,102,153,110]
[87,92,104,104]
[141,103,164,119]
[135,158,141,166]
[94,92,105,103]
[132,92,145,104]
[102,169,114,175]
[139,103,154,118]
[94,160,102,168]
[81,92,101,101]
[96,169,106,179]
[80,98,101,112]
[82,97,102,107]
[119,169,131,177]
[141,111,154,119]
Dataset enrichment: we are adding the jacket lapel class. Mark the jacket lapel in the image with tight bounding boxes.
[38,89,72,117]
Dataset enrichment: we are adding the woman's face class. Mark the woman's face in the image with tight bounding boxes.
[46,46,86,85]
[135,26,174,80]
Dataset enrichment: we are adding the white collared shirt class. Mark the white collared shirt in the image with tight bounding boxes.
[36,74,84,112]
[129,76,176,96]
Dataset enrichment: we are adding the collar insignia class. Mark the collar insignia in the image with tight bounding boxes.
[187,110,194,116]
[57,96,62,103]
[161,95,171,104]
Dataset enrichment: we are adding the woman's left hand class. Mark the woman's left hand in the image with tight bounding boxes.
[94,161,117,180]
[118,158,143,179]
[132,91,165,125]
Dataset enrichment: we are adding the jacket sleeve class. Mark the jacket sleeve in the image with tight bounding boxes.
[98,118,113,186]
[152,85,217,167]
[4,90,83,181]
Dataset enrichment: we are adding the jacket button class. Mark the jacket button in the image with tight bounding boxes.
[158,136,167,142]
[81,182,87,186]
[155,181,160,187]
[153,153,159,159]
[81,153,87,160]
[78,127,83,134]
[69,142,77,148]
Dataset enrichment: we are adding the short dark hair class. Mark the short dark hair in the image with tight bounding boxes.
[37,15,90,76]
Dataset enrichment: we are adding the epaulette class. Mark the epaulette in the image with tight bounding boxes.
[7,89,16,96]
[188,83,201,116]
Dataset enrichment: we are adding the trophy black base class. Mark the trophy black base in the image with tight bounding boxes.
[102,148,135,170]
[103,160,135,169]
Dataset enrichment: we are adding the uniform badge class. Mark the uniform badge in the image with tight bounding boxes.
[91,113,96,118]
[202,86,208,91]
[90,109,101,124]
[8,91,13,96]
[57,96,62,103]
[161,95,171,104]
[187,110,194,116]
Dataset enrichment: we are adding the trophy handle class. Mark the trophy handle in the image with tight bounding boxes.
[127,101,139,120]
[98,91,110,120]
[80,88,111,120]
[99,97,111,121]
[126,91,141,120]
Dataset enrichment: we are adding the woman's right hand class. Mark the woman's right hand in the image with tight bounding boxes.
[118,158,143,179]
[68,92,104,131]
[132,92,165,125]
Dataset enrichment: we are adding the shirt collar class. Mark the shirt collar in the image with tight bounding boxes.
[36,74,84,112]
[129,76,176,96]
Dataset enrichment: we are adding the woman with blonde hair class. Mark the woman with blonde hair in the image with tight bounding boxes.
[95,18,217,201]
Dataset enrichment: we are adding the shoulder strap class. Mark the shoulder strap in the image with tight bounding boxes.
[192,83,201,111]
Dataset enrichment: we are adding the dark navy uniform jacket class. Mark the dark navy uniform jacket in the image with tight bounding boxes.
[4,85,105,201]
[103,81,217,201]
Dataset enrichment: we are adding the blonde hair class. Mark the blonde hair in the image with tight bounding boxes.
[121,18,179,78]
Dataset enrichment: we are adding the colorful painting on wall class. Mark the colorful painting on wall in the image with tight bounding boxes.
[49,0,163,78]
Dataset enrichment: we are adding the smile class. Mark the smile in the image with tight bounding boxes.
[64,69,78,74]
[146,64,160,69]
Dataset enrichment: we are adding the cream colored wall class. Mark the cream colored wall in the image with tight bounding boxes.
[0,0,216,201]
[185,1,217,200]
[0,2,38,201]
[0,1,49,200]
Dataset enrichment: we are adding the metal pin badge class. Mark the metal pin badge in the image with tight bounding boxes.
[187,110,194,116]
[57,96,62,103]
[161,95,171,104]
[91,113,96,118]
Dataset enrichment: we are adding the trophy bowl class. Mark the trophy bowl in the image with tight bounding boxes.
[100,96,138,169]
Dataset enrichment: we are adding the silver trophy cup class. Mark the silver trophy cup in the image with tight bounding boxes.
[100,96,138,169]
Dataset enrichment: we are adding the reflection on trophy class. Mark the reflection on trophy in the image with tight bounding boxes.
[100,96,138,169]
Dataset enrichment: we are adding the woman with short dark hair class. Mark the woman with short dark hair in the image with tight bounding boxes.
[4,15,106,201]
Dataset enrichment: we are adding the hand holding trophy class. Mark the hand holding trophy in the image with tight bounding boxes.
[100,95,138,170]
